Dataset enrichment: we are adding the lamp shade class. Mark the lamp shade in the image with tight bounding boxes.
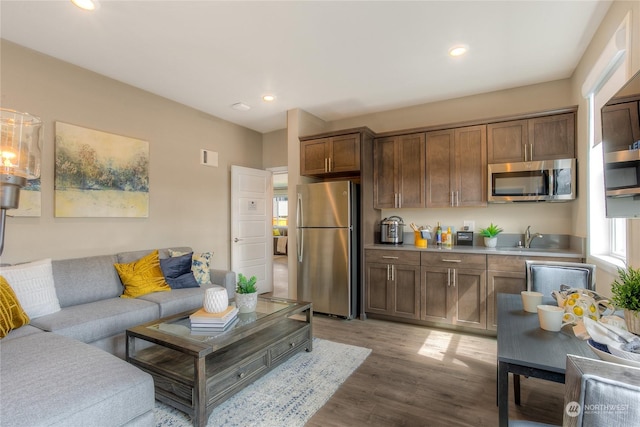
[0,108,42,180]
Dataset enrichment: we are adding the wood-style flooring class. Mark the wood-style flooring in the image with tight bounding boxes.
[307,315,565,427]
[267,257,564,426]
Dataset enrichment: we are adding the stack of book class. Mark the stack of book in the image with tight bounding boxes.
[189,306,239,333]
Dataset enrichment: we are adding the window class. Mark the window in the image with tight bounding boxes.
[611,218,627,259]
[273,196,288,227]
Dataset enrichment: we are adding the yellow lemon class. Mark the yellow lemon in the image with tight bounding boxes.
[573,306,584,317]
[567,299,576,306]
[570,294,580,299]
[589,304,597,313]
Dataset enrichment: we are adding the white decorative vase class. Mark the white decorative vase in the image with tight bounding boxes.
[235,292,258,313]
[484,237,498,248]
[203,288,228,313]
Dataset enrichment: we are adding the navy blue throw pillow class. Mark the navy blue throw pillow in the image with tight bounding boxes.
[160,253,199,289]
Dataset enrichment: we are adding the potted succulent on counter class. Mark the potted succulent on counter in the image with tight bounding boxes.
[235,273,258,313]
[479,223,503,248]
[610,264,640,334]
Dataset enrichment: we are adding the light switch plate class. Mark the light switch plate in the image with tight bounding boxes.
[200,149,218,167]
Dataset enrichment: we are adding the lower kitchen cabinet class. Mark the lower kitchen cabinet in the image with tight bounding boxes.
[421,252,487,330]
[365,250,420,319]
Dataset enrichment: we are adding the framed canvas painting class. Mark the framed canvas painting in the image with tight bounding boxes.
[54,122,149,218]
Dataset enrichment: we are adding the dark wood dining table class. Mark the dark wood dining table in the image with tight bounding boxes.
[496,293,595,427]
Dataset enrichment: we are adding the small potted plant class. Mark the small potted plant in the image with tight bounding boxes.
[235,273,258,313]
[479,222,503,248]
[610,264,640,334]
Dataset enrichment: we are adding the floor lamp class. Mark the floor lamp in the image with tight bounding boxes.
[0,108,42,257]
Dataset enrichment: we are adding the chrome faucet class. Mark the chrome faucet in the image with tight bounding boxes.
[524,225,543,249]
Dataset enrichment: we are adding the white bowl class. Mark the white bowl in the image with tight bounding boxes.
[587,340,640,368]
[608,341,640,363]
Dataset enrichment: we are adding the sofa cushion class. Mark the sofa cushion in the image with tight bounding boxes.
[170,249,213,284]
[0,332,154,427]
[0,324,42,342]
[30,298,159,343]
[115,250,171,298]
[116,246,192,264]
[160,252,199,289]
[0,259,61,319]
[51,254,122,307]
[138,283,221,317]
[0,275,30,338]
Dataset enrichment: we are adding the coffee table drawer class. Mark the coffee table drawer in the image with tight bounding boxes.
[207,352,268,402]
[270,328,310,365]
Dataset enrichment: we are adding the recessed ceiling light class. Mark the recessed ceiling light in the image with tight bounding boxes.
[71,0,97,11]
[231,102,251,111]
[262,95,276,102]
[448,45,468,57]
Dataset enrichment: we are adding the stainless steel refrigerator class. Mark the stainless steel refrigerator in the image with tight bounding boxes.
[296,181,358,319]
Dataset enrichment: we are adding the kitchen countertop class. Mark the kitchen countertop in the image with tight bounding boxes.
[365,243,584,258]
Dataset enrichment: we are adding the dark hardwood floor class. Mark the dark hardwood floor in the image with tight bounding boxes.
[307,315,564,427]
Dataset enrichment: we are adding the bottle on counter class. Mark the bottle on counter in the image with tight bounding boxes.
[442,227,448,247]
[435,222,442,248]
[445,227,453,248]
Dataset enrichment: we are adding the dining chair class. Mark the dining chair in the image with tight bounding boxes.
[509,355,640,426]
[526,260,596,297]
[512,260,596,406]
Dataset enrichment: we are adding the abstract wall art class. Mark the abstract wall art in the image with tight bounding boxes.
[54,122,149,218]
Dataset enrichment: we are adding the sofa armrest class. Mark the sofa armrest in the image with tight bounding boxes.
[211,269,236,298]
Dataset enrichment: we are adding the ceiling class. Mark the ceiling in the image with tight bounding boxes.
[1,1,612,134]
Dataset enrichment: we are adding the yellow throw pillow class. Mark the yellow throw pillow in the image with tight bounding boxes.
[0,275,30,338]
[115,250,171,298]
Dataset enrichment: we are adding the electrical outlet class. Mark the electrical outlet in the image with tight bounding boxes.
[463,220,475,231]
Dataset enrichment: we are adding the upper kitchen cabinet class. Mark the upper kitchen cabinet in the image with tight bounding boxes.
[487,111,576,163]
[601,101,640,153]
[373,133,426,209]
[426,125,487,208]
[300,133,360,177]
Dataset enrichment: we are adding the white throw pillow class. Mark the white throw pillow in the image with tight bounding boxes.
[0,258,61,319]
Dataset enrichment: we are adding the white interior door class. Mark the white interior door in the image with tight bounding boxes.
[231,165,273,294]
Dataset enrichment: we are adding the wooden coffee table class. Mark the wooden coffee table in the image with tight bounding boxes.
[126,297,312,427]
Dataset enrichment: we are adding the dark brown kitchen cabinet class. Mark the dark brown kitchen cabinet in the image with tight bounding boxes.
[365,250,420,319]
[421,252,487,330]
[601,101,640,153]
[487,112,576,163]
[300,133,360,176]
[426,125,487,208]
[373,133,426,208]
[486,254,583,331]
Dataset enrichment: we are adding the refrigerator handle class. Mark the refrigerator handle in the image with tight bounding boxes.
[297,193,303,262]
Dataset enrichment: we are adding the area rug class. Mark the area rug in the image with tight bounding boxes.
[154,338,371,427]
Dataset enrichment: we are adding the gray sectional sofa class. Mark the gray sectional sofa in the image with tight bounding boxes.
[0,247,236,427]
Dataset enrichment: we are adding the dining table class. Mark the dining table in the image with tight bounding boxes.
[496,292,596,427]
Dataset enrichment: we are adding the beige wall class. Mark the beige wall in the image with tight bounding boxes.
[1,40,263,268]
[262,129,287,169]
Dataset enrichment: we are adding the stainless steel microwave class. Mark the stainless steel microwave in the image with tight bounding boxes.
[488,158,576,202]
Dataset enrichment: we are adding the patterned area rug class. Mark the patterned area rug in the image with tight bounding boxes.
[154,338,371,427]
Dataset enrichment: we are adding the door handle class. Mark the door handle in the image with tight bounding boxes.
[382,256,399,259]
[447,268,451,286]
[452,269,456,287]
[234,238,241,242]
[442,259,462,263]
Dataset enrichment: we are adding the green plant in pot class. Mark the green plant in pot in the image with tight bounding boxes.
[610,264,640,335]
[479,223,503,248]
[235,273,258,313]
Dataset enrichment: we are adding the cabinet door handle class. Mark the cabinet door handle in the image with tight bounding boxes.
[530,143,533,161]
[391,265,395,281]
[398,193,402,208]
[524,143,528,162]
[382,256,399,259]
[455,191,459,206]
[447,268,451,286]
[387,264,391,281]
[442,259,462,263]
[328,157,332,172]
[325,158,328,172]
[452,269,456,287]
